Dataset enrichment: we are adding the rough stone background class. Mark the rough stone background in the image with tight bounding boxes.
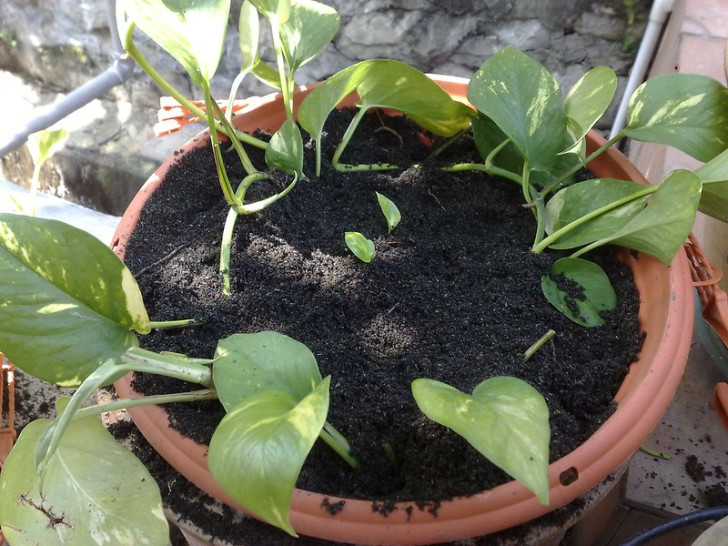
[0,0,649,215]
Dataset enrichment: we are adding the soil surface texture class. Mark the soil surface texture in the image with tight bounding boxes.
[122,109,643,513]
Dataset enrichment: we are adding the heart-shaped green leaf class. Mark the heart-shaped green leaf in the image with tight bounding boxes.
[298,59,472,155]
[249,0,291,22]
[695,147,728,222]
[27,128,68,168]
[124,0,230,88]
[0,400,168,546]
[541,257,617,327]
[544,178,651,249]
[376,192,401,234]
[238,0,260,74]
[468,46,568,172]
[213,331,322,411]
[0,214,146,386]
[345,231,375,263]
[280,0,339,73]
[412,376,550,504]
[208,379,330,536]
[564,65,617,147]
[624,73,728,162]
[265,119,304,177]
[608,169,702,265]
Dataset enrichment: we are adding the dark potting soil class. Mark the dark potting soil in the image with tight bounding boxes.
[123,109,643,507]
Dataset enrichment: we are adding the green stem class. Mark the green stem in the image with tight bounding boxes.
[226,70,248,126]
[150,319,197,330]
[121,347,213,387]
[204,85,243,208]
[426,129,468,161]
[319,424,359,469]
[209,98,257,176]
[524,329,556,362]
[332,107,400,171]
[639,445,671,460]
[532,184,657,254]
[540,133,626,198]
[74,390,219,420]
[270,19,293,120]
[123,24,266,150]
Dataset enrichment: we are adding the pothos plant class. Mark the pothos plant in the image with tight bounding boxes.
[2,0,728,545]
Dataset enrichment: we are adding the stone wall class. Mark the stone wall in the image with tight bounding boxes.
[0,0,648,214]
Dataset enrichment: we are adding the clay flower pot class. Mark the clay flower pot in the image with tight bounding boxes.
[113,77,694,544]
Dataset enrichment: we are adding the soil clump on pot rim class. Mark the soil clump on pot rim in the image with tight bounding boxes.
[123,109,643,507]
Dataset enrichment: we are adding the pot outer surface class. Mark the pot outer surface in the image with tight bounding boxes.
[122,109,643,536]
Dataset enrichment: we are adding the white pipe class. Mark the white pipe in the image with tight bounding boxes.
[609,0,676,140]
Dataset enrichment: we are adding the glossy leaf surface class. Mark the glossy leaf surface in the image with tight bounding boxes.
[208,380,330,536]
[608,170,701,265]
[541,257,617,327]
[280,0,339,72]
[468,46,568,171]
[124,0,230,87]
[298,60,472,145]
[624,73,728,162]
[376,192,401,233]
[0,214,146,385]
[695,147,728,222]
[0,401,168,546]
[564,66,617,146]
[345,231,375,263]
[213,331,322,411]
[412,376,550,504]
[544,178,650,249]
[266,119,304,177]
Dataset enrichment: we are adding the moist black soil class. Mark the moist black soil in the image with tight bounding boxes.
[122,109,643,523]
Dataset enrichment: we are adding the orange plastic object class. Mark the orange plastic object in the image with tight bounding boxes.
[154,96,254,137]
[113,77,694,544]
[685,234,728,349]
[0,353,16,467]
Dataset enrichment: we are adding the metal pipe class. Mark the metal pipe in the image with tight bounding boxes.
[609,0,676,140]
[0,0,135,157]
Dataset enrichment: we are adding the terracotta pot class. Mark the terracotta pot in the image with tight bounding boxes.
[112,77,694,544]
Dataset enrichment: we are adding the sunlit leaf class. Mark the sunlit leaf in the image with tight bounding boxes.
[249,0,291,22]
[213,331,322,411]
[608,169,702,264]
[624,73,728,162]
[299,59,472,154]
[412,376,550,504]
[563,66,617,147]
[280,0,339,73]
[0,214,146,385]
[238,0,260,74]
[695,147,728,221]
[541,257,617,327]
[0,400,168,546]
[376,192,401,233]
[468,46,568,171]
[345,231,375,262]
[208,380,330,536]
[544,178,651,249]
[265,119,304,177]
[27,128,68,167]
[124,0,230,87]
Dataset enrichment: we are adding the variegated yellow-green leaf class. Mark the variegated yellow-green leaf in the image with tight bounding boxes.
[345,231,375,262]
[376,192,401,233]
[208,380,330,536]
[563,66,617,147]
[468,46,568,172]
[0,399,168,546]
[27,128,68,168]
[412,376,550,504]
[124,0,230,88]
[280,0,340,73]
[0,214,147,385]
[624,73,728,162]
[213,331,322,411]
[695,147,728,222]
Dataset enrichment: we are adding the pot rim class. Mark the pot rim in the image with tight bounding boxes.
[113,76,693,544]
